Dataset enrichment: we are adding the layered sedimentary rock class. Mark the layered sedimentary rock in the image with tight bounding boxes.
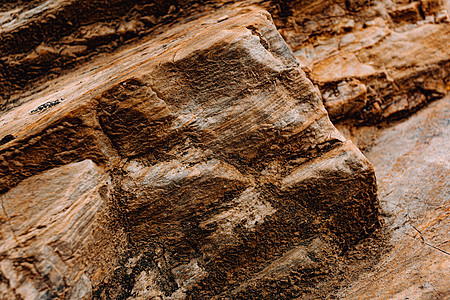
[2,0,449,125]
[271,0,450,123]
[0,0,229,105]
[0,160,127,299]
[0,9,380,299]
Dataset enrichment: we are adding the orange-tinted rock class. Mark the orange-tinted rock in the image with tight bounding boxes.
[0,160,126,300]
[0,8,379,299]
[323,79,367,120]
[281,0,449,123]
[389,2,422,24]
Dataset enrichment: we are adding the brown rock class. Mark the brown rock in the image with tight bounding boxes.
[22,43,58,64]
[116,20,145,36]
[388,2,422,24]
[60,45,88,58]
[435,9,450,23]
[0,8,380,299]
[293,13,449,122]
[310,52,377,83]
[323,79,367,120]
[420,0,444,14]
[0,160,126,300]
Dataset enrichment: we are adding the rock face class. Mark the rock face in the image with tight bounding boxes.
[271,0,450,123]
[339,96,450,299]
[0,160,126,300]
[0,0,225,106]
[2,0,449,125]
[0,8,380,299]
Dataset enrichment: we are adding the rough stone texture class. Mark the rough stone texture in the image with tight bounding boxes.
[0,0,235,105]
[272,0,450,123]
[322,79,368,120]
[0,8,380,299]
[0,160,127,300]
[1,0,449,299]
[339,96,450,300]
[2,0,449,126]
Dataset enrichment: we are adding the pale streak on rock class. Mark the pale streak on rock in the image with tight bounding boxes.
[0,160,126,299]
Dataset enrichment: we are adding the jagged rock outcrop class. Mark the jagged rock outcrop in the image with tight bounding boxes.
[0,8,380,299]
[271,0,450,123]
[2,0,449,126]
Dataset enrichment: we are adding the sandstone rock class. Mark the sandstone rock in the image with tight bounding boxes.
[278,0,449,123]
[60,45,88,59]
[339,96,450,300]
[23,44,59,64]
[388,2,422,24]
[358,23,450,120]
[310,52,377,83]
[322,79,367,120]
[0,160,127,299]
[0,8,380,299]
[0,0,223,105]
[435,9,450,22]
[420,0,445,14]
[82,24,117,46]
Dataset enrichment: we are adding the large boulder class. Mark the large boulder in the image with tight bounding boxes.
[0,9,380,299]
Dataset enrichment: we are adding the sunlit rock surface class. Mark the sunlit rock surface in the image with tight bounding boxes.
[1,0,449,299]
[339,96,450,300]
[0,8,379,299]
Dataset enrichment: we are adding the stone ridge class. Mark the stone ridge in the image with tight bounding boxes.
[272,0,450,124]
[0,9,380,299]
[0,0,230,105]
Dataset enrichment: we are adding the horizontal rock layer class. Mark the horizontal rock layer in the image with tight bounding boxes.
[0,0,234,105]
[271,0,450,123]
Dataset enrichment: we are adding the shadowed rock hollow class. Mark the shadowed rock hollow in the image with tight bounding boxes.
[0,8,382,299]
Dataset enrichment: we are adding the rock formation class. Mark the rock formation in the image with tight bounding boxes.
[339,95,450,299]
[1,0,449,299]
[270,0,450,123]
[0,8,381,299]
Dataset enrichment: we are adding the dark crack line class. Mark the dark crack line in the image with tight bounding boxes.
[409,224,450,257]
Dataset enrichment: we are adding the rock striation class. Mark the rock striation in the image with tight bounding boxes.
[339,95,450,300]
[271,0,450,123]
[0,0,226,106]
[0,8,380,299]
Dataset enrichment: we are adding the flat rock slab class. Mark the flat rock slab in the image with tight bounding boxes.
[0,8,380,299]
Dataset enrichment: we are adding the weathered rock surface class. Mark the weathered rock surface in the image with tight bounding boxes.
[338,95,450,300]
[3,0,449,125]
[2,0,449,299]
[0,0,236,106]
[0,160,127,300]
[273,0,450,123]
[0,7,380,299]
